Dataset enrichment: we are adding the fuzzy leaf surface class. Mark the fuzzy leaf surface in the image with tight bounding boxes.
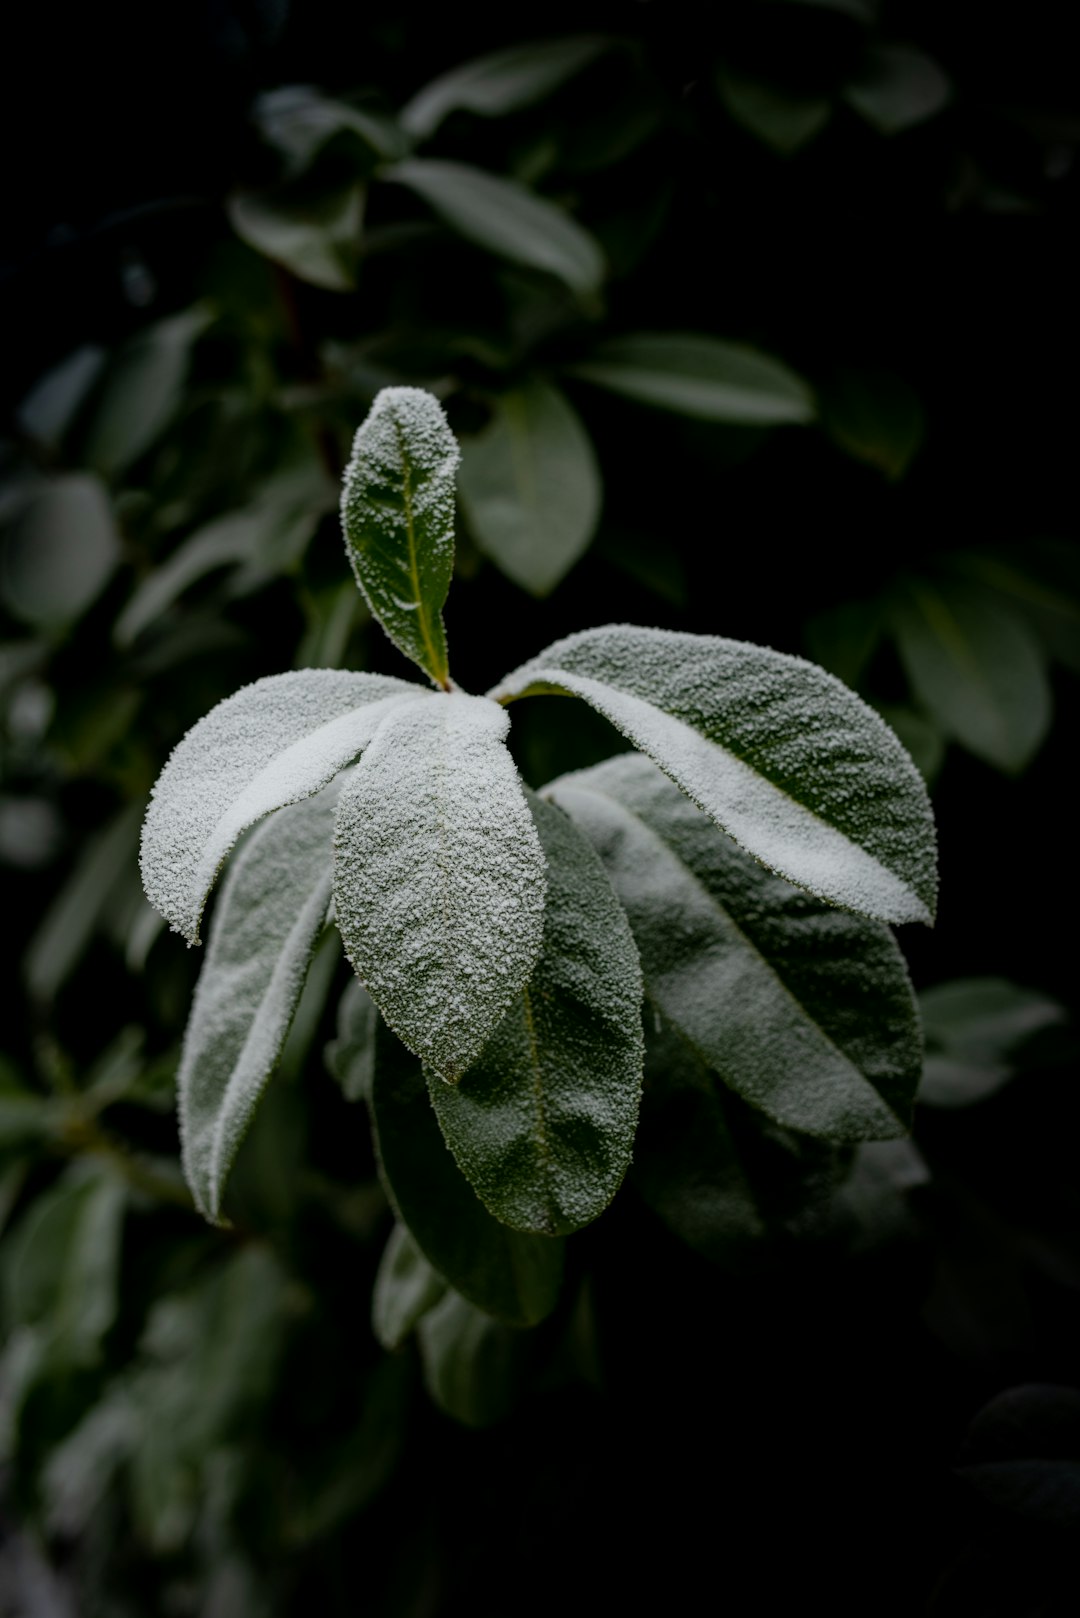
[369,1010,563,1326]
[427,791,643,1236]
[458,380,601,596]
[340,387,459,686]
[550,754,922,1141]
[334,692,546,1080]
[141,668,418,944]
[495,625,937,925]
[571,334,815,423]
[178,786,339,1221]
[372,1224,447,1350]
[400,36,609,139]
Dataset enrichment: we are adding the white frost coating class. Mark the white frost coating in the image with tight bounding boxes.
[333,692,547,1080]
[492,624,937,926]
[549,753,922,1143]
[340,387,460,685]
[141,669,422,944]
[178,784,340,1221]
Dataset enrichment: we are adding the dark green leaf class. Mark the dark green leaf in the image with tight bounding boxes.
[919,977,1067,1108]
[718,67,831,154]
[958,1386,1080,1525]
[427,790,643,1235]
[325,977,379,1102]
[229,181,365,292]
[17,345,106,452]
[822,368,925,478]
[1,473,120,629]
[804,598,883,690]
[417,1289,527,1427]
[400,36,609,141]
[831,1138,929,1251]
[494,625,937,926]
[551,754,922,1141]
[372,1223,448,1349]
[872,704,945,784]
[458,380,601,595]
[571,333,815,424]
[844,42,952,134]
[27,803,142,1003]
[253,85,406,172]
[81,307,210,476]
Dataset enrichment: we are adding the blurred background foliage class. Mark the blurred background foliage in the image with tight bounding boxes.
[1,1,1078,1612]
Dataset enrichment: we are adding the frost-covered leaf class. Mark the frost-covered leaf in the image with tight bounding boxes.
[178,786,339,1223]
[458,380,602,596]
[400,36,609,140]
[571,334,815,424]
[228,180,365,292]
[372,1223,448,1350]
[141,668,420,944]
[550,754,922,1141]
[369,1008,563,1326]
[417,1289,527,1428]
[844,42,952,135]
[382,160,605,299]
[919,978,1067,1108]
[427,791,642,1235]
[1,473,120,629]
[717,67,831,154]
[340,387,459,687]
[890,577,1051,774]
[495,625,937,926]
[81,307,210,476]
[334,692,547,1080]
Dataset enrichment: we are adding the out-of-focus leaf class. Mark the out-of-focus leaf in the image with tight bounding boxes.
[369,1007,564,1326]
[417,1289,526,1428]
[26,803,142,1002]
[775,0,876,18]
[383,160,605,300]
[295,581,367,670]
[372,1223,447,1349]
[890,577,1051,773]
[958,1386,1080,1525]
[873,704,945,783]
[17,345,106,451]
[458,380,601,595]
[822,368,925,478]
[400,37,609,141]
[831,1138,929,1251]
[804,598,883,690]
[718,67,831,154]
[229,180,365,292]
[571,334,815,424]
[919,978,1067,1108]
[596,526,687,607]
[0,1064,54,1149]
[325,977,379,1103]
[944,543,1080,674]
[0,794,63,870]
[81,307,210,477]
[1,473,120,629]
[253,85,406,172]
[285,1357,411,1545]
[844,42,952,135]
[42,1386,136,1537]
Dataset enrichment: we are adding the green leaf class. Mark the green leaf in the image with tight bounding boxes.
[17,345,106,452]
[141,668,420,944]
[717,67,831,154]
[942,543,1080,676]
[803,598,883,690]
[551,754,922,1142]
[494,625,937,926]
[570,333,815,424]
[340,387,459,686]
[844,42,952,135]
[229,180,365,292]
[81,307,210,476]
[427,790,642,1235]
[958,1387,1080,1526]
[178,786,338,1222]
[873,704,945,784]
[334,692,547,1079]
[253,85,406,172]
[369,1009,563,1326]
[821,368,925,479]
[832,1138,929,1251]
[919,977,1067,1108]
[372,1223,448,1349]
[382,159,605,299]
[417,1289,527,1427]
[458,380,601,596]
[889,577,1051,773]
[325,977,379,1103]
[400,36,609,141]
[27,803,142,1003]
[1,473,120,629]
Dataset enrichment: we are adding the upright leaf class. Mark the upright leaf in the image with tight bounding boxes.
[458,380,602,596]
[27,803,142,1003]
[81,307,209,476]
[400,37,609,140]
[427,791,643,1236]
[382,160,605,300]
[178,786,339,1222]
[889,577,1051,773]
[333,692,547,1079]
[494,625,937,926]
[369,1012,563,1326]
[141,668,420,943]
[340,387,459,687]
[550,754,922,1141]
[1,474,120,629]
[372,1224,447,1350]
[571,334,815,424]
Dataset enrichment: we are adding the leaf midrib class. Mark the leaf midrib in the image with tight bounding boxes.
[390,414,447,688]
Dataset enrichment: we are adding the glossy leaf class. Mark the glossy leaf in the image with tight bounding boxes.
[458,380,601,595]
[494,625,937,926]
[1,473,120,629]
[340,387,459,686]
[229,180,365,292]
[551,754,922,1141]
[718,68,831,154]
[372,1223,448,1350]
[890,577,1051,773]
[141,669,420,944]
[844,43,952,135]
[400,36,609,140]
[919,977,1067,1108]
[383,159,605,299]
[369,1009,563,1326]
[427,790,643,1235]
[417,1289,526,1428]
[177,786,338,1222]
[571,334,815,424]
[335,692,546,1079]
[81,307,209,476]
